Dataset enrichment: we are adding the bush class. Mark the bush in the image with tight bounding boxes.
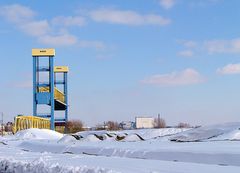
[66,120,84,133]
[177,122,191,128]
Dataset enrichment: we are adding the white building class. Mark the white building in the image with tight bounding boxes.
[135,117,154,129]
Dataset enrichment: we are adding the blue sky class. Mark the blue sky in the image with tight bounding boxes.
[1,0,240,126]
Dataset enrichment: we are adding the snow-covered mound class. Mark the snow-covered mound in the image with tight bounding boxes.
[58,135,78,143]
[211,129,240,141]
[120,134,144,142]
[15,128,63,140]
[74,128,186,142]
[83,134,101,142]
[124,128,188,140]
[75,131,108,138]
[99,134,115,141]
[170,122,240,142]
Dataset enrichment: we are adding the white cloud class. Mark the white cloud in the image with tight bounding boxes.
[0,4,35,23]
[20,20,50,37]
[39,31,106,48]
[38,33,78,46]
[142,68,205,86]
[78,40,106,50]
[0,4,49,37]
[159,0,176,9]
[52,16,86,27]
[0,4,106,49]
[89,9,171,26]
[178,38,240,56]
[181,40,197,48]
[204,39,240,54]
[178,50,194,57]
[1,4,173,49]
[217,63,240,75]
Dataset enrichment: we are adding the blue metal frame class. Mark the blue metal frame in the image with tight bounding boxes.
[64,72,68,123]
[33,51,68,131]
[50,57,55,130]
[33,56,37,117]
[33,56,55,130]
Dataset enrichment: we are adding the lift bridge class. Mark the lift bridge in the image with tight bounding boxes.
[13,48,69,133]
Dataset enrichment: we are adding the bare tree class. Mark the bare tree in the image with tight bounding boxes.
[177,122,191,128]
[66,120,84,133]
[153,118,166,128]
[4,122,13,132]
[106,121,119,131]
[95,123,106,130]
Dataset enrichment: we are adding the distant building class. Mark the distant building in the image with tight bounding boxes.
[119,121,135,130]
[135,117,154,129]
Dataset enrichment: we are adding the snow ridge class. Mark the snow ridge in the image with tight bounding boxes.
[0,158,118,173]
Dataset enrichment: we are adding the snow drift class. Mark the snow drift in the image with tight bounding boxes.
[58,135,78,143]
[0,158,117,173]
[15,128,63,140]
[70,128,186,143]
[170,122,240,142]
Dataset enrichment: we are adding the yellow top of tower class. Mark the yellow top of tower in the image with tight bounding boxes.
[54,66,69,72]
[32,48,55,56]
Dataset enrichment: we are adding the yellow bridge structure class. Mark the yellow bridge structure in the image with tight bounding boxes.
[39,87,65,105]
[13,116,50,133]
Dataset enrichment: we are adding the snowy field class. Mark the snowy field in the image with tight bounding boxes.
[1,123,240,173]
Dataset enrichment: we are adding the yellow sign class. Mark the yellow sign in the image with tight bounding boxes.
[32,48,55,56]
[54,66,69,73]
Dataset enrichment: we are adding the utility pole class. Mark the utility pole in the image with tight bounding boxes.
[1,112,3,136]
[158,113,160,128]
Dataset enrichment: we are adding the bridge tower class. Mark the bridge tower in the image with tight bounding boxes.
[54,66,69,131]
[32,49,68,130]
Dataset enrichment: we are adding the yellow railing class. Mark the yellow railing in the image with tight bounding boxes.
[39,87,65,103]
[13,116,50,133]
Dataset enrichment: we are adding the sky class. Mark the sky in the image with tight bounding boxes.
[0,0,240,126]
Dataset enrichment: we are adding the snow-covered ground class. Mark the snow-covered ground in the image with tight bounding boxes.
[1,123,240,172]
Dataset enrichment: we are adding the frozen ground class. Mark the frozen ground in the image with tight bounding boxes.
[1,123,240,172]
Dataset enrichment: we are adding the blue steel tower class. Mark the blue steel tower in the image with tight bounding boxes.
[54,66,69,130]
[32,49,68,131]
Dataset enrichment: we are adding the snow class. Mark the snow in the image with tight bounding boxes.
[58,135,78,143]
[1,123,240,172]
[170,122,240,142]
[83,134,101,142]
[118,128,187,140]
[1,147,240,173]
[73,128,187,142]
[75,131,108,138]
[211,129,240,141]
[0,158,117,173]
[15,128,64,140]
[120,134,144,142]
